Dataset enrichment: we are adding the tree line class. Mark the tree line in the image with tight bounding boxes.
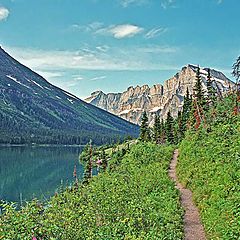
[79,57,240,184]
[140,58,240,145]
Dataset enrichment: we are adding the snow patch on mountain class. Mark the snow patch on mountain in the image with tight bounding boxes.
[64,91,78,100]
[7,75,30,89]
[67,98,74,104]
[32,80,44,89]
[120,109,131,115]
[150,107,161,113]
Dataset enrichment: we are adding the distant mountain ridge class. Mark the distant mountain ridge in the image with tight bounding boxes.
[0,47,139,144]
[85,64,234,125]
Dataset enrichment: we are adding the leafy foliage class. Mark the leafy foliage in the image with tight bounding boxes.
[1,143,184,239]
[177,96,240,239]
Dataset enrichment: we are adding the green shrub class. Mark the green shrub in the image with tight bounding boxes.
[177,100,240,240]
[1,143,184,240]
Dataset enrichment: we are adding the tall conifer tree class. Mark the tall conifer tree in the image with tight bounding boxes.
[194,66,206,108]
[140,111,150,141]
[165,111,174,144]
[101,149,107,172]
[182,87,192,132]
[232,56,240,115]
[160,119,166,144]
[83,140,93,184]
[177,111,184,142]
[153,115,161,144]
[192,66,206,129]
[206,68,217,108]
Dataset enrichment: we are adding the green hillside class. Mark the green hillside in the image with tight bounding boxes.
[0,143,184,239]
[177,96,240,239]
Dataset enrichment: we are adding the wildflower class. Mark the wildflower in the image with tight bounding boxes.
[73,165,77,178]
[96,159,102,165]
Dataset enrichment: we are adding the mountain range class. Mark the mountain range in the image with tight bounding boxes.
[85,64,234,125]
[0,47,139,145]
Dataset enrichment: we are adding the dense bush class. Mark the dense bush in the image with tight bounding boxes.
[1,143,184,240]
[177,97,240,239]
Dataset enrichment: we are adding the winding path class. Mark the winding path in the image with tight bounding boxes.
[169,149,206,240]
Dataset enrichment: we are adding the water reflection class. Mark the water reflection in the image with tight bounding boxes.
[0,146,84,203]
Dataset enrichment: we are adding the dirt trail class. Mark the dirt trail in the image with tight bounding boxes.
[169,149,206,240]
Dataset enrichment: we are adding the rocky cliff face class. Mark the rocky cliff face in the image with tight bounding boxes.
[85,64,234,125]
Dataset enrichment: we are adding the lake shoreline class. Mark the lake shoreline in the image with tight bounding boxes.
[0,145,85,203]
[0,144,86,147]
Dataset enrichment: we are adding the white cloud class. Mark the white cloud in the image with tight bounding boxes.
[73,75,84,81]
[139,45,177,53]
[65,76,85,87]
[145,27,168,39]
[4,44,179,73]
[62,75,106,87]
[71,21,103,32]
[119,0,149,8]
[96,45,109,52]
[217,0,223,4]
[88,21,104,30]
[37,71,63,79]
[97,24,144,39]
[70,22,143,39]
[90,75,106,81]
[161,0,176,9]
[109,24,143,38]
[120,0,177,8]
[0,7,9,21]
[70,22,169,40]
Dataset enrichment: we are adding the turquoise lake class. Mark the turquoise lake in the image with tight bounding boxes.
[0,146,86,204]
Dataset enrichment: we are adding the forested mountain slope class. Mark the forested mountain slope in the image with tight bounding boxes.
[0,47,139,145]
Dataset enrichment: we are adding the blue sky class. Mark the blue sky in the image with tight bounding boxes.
[0,0,239,98]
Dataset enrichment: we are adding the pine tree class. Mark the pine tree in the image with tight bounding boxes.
[194,66,206,108]
[192,66,206,129]
[233,56,240,80]
[153,115,161,144]
[182,88,192,132]
[101,149,107,171]
[140,111,150,141]
[83,140,93,184]
[177,111,184,142]
[79,144,90,164]
[206,68,217,108]
[165,111,174,144]
[232,56,240,115]
[160,119,166,144]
